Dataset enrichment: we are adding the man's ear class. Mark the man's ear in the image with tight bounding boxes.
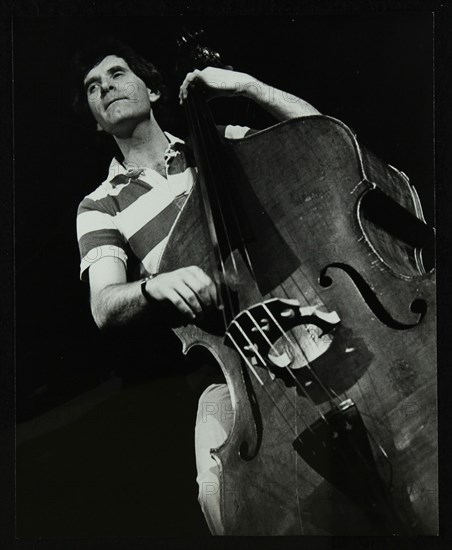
[148,89,161,103]
[96,122,104,132]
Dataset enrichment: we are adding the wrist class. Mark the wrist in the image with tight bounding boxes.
[140,274,158,304]
[236,73,258,99]
[240,74,266,102]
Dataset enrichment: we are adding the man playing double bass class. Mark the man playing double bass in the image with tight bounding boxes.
[74,37,321,535]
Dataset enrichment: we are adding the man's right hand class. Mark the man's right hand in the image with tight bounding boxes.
[145,266,220,321]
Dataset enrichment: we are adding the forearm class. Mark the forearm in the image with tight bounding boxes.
[179,67,321,121]
[91,280,149,331]
[241,76,321,121]
[91,265,217,331]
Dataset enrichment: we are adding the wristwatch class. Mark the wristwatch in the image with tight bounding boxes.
[140,273,158,303]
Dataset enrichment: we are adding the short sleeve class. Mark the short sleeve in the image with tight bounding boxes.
[224,124,252,140]
[76,197,128,282]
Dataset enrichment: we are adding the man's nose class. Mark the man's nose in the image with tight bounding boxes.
[100,78,117,97]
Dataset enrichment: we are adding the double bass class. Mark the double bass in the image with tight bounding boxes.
[158,31,437,535]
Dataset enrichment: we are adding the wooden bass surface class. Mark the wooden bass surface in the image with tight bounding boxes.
[158,116,437,535]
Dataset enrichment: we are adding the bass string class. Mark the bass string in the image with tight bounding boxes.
[226,317,389,503]
[260,280,390,465]
[241,309,329,422]
[195,175,340,429]
[178,42,401,518]
[194,144,342,421]
[236,307,346,437]
[188,157,333,429]
[209,182,388,472]
[185,94,237,328]
[231,315,323,428]
[260,300,339,405]
[270,227,393,443]
[258,288,393,477]
[179,39,332,429]
[226,330,322,496]
[184,129,336,426]
[230,318,392,498]
[185,97,325,430]
[185,90,371,448]
[203,133,343,408]
[180,33,362,429]
[226,329,314,435]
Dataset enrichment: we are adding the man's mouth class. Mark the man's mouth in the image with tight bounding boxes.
[106,97,128,108]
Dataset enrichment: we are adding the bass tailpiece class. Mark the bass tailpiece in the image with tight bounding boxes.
[293,399,408,534]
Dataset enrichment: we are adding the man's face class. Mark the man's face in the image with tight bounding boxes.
[84,55,159,137]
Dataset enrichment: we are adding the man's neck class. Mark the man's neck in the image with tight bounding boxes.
[114,114,169,171]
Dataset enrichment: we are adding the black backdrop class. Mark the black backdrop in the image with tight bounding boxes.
[13,13,435,539]
[14,13,434,416]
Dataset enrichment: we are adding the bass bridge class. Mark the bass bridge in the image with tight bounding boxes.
[224,298,341,372]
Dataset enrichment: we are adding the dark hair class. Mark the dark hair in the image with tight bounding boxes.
[71,37,168,126]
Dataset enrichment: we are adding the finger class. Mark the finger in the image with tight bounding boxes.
[186,267,219,308]
[183,270,215,309]
[179,70,200,102]
[174,282,204,318]
[165,288,197,320]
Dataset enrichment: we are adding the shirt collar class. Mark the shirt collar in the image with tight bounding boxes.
[104,132,188,188]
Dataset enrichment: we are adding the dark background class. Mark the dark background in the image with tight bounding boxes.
[12,12,436,539]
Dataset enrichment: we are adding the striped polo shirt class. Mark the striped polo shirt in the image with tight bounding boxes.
[77,125,250,283]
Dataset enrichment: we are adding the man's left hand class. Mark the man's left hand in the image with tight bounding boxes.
[179,66,255,104]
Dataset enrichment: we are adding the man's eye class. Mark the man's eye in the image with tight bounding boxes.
[87,84,99,95]
[113,71,124,78]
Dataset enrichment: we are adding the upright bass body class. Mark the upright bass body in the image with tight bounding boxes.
[158,116,437,535]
